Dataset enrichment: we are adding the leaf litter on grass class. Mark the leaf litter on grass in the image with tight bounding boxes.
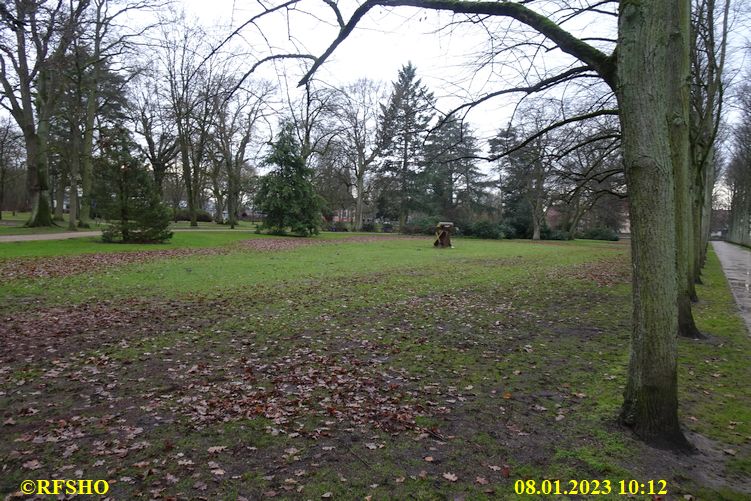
[0,235,413,280]
[2,241,750,499]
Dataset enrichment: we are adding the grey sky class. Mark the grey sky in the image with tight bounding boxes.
[178,0,621,148]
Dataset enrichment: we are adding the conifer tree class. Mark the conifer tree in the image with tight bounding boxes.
[377,62,435,228]
[255,123,322,236]
[421,119,489,220]
[95,127,172,243]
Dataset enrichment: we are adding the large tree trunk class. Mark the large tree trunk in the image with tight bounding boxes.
[532,209,541,240]
[153,161,167,198]
[617,0,690,448]
[667,0,702,339]
[25,131,54,227]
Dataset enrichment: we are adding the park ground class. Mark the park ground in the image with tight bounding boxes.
[0,211,260,237]
[0,232,750,500]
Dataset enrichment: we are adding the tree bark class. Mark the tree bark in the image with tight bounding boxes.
[67,129,81,231]
[667,0,702,339]
[617,0,690,448]
[355,173,365,231]
[79,81,97,228]
[54,170,66,221]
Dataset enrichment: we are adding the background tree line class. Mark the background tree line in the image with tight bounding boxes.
[0,1,634,241]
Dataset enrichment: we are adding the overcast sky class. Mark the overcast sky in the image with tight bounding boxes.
[176,0,625,148]
[123,0,748,178]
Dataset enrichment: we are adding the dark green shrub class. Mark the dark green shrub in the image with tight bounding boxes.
[401,216,441,235]
[361,221,376,232]
[456,221,474,237]
[173,208,212,222]
[382,222,393,233]
[498,222,518,239]
[329,221,349,232]
[576,227,619,241]
[472,220,503,240]
[542,228,571,240]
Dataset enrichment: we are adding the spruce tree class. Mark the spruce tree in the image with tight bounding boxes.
[421,119,489,220]
[255,123,322,236]
[377,62,435,229]
[95,127,172,243]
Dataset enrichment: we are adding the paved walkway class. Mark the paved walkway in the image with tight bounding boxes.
[712,240,751,333]
[0,231,100,242]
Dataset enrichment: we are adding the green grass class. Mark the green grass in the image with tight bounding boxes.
[0,235,748,500]
[0,211,261,234]
[0,211,79,234]
[0,237,615,305]
[0,230,263,258]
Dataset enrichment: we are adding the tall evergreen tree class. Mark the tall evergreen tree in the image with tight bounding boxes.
[255,123,322,236]
[490,126,550,239]
[377,62,435,229]
[94,127,172,243]
[421,119,489,220]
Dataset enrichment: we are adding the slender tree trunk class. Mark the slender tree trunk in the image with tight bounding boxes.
[355,172,365,231]
[68,131,80,231]
[0,163,5,219]
[68,181,78,231]
[179,141,197,227]
[228,175,236,230]
[79,85,97,228]
[54,171,66,221]
[617,0,690,448]
[400,135,409,230]
[531,157,544,240]
[699,159,714,264]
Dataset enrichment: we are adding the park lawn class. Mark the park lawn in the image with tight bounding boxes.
[0,236,748,500]
[0,231,272,259]
[0,211,260,235]
[0,211,76,235]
